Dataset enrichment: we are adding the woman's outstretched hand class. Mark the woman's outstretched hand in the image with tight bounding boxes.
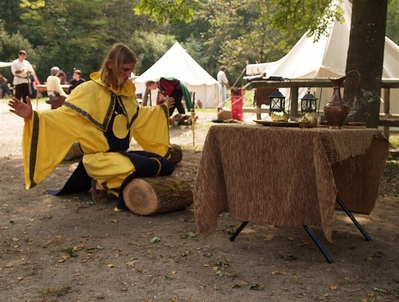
[8,96,33,120]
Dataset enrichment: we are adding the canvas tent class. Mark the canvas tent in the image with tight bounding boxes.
[246,0,399,114]
[134,42,218,109]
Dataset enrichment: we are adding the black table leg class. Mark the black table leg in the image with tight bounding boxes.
[336,196,371,241]
[303,225,334,263]
[229,221,248,241]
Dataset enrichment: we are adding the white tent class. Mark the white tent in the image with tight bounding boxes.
[134,42,218,108]
[246,0,399,114]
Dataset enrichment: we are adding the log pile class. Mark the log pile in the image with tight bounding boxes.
[170,113,198,126]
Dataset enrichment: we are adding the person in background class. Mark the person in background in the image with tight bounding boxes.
[146,77,192,116]
[45,66,68,109]
[68,69,86,94]
[46,66,68,98]
[29,70,40,98]
[217,65,230,108]
[58,69,67,84]
[0,74,13,98]
[8,42,175,211]
[11,50,34,103]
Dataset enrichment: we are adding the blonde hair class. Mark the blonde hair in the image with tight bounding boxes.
[99,43,137,87]
[145,80,156,87]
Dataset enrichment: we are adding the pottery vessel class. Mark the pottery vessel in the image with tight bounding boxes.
[323,76,350,129]
[299,113,317,128]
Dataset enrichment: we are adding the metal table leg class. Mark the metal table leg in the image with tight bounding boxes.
[303,225,334,263]
[229,221,248,241]
[336,196,371,241]
[230,222,334,263]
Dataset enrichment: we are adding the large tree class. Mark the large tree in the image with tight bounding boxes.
[344,0,388,128]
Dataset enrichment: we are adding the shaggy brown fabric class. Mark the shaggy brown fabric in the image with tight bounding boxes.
[193,125,389,242]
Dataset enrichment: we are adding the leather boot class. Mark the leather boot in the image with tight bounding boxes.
[91,179,109,203]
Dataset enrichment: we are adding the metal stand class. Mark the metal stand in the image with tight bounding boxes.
[229,221,248,241]
[303,225,333,263]
[336,196,371,241]
[228,195,371,263]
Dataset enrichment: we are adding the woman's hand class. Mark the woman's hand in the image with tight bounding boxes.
[164,96,175,108]
[8,96,33,120]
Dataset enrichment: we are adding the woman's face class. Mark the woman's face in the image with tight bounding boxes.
[116,62,136,84]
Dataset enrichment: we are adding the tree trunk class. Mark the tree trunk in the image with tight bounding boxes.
[344,0,388,128]
[122,175,193,215]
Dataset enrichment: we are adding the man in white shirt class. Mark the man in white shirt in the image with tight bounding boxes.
[11,50,34,103]
[217,65,230,108]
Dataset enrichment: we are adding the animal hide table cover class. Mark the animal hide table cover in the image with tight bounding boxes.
[193,125,389,242]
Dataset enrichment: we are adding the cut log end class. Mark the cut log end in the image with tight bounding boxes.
[122,175,193,216]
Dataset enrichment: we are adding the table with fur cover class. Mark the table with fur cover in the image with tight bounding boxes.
[194,124,389,242]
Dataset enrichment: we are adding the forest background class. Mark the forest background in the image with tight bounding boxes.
[1,0,399,87]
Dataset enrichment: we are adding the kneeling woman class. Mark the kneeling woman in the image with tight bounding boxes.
[8,43,175,211]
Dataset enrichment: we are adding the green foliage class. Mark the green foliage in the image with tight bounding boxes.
[270,0,345,42]
[0,23,38,79]
[0,0,27,35]
[135,0,199,24]
[128,31,176,75]
[390,134,399,149]
[196,0,303,86]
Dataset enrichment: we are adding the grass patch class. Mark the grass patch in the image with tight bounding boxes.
[58,247,77,257]
[39,285,71,298]
[390,133,399,149]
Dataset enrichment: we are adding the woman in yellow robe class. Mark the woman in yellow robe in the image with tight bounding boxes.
[8,43,175,210]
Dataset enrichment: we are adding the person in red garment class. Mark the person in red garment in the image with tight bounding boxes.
[146,77,192,116]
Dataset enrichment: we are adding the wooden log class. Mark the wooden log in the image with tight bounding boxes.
[64,141,83,161]
[122,175,193,215]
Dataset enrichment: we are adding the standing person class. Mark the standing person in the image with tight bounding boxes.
[8,43,175,211]
[11,50,34,103]
[68,69,86,94]
[217,65,230,108]
[29,69,40,98]
[146,77,192,116]
[0,74,13,98]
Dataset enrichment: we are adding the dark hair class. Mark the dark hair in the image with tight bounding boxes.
[99,43,137,87]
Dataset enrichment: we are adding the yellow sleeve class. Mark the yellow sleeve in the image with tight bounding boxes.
[132,104,170,156]
[22,108,84,189]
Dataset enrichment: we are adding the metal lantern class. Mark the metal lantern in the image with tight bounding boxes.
[301,89,318,113]
[300,89,318,128]
[269,89,286,113]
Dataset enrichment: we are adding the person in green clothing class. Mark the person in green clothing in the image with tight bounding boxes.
[146,77,192,116]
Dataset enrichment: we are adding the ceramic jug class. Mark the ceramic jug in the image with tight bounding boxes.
[323,76,350,129]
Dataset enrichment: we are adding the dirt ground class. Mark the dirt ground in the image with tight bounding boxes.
[0,99,398,302]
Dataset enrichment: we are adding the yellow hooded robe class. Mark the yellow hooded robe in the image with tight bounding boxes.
[22,72,171,196]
